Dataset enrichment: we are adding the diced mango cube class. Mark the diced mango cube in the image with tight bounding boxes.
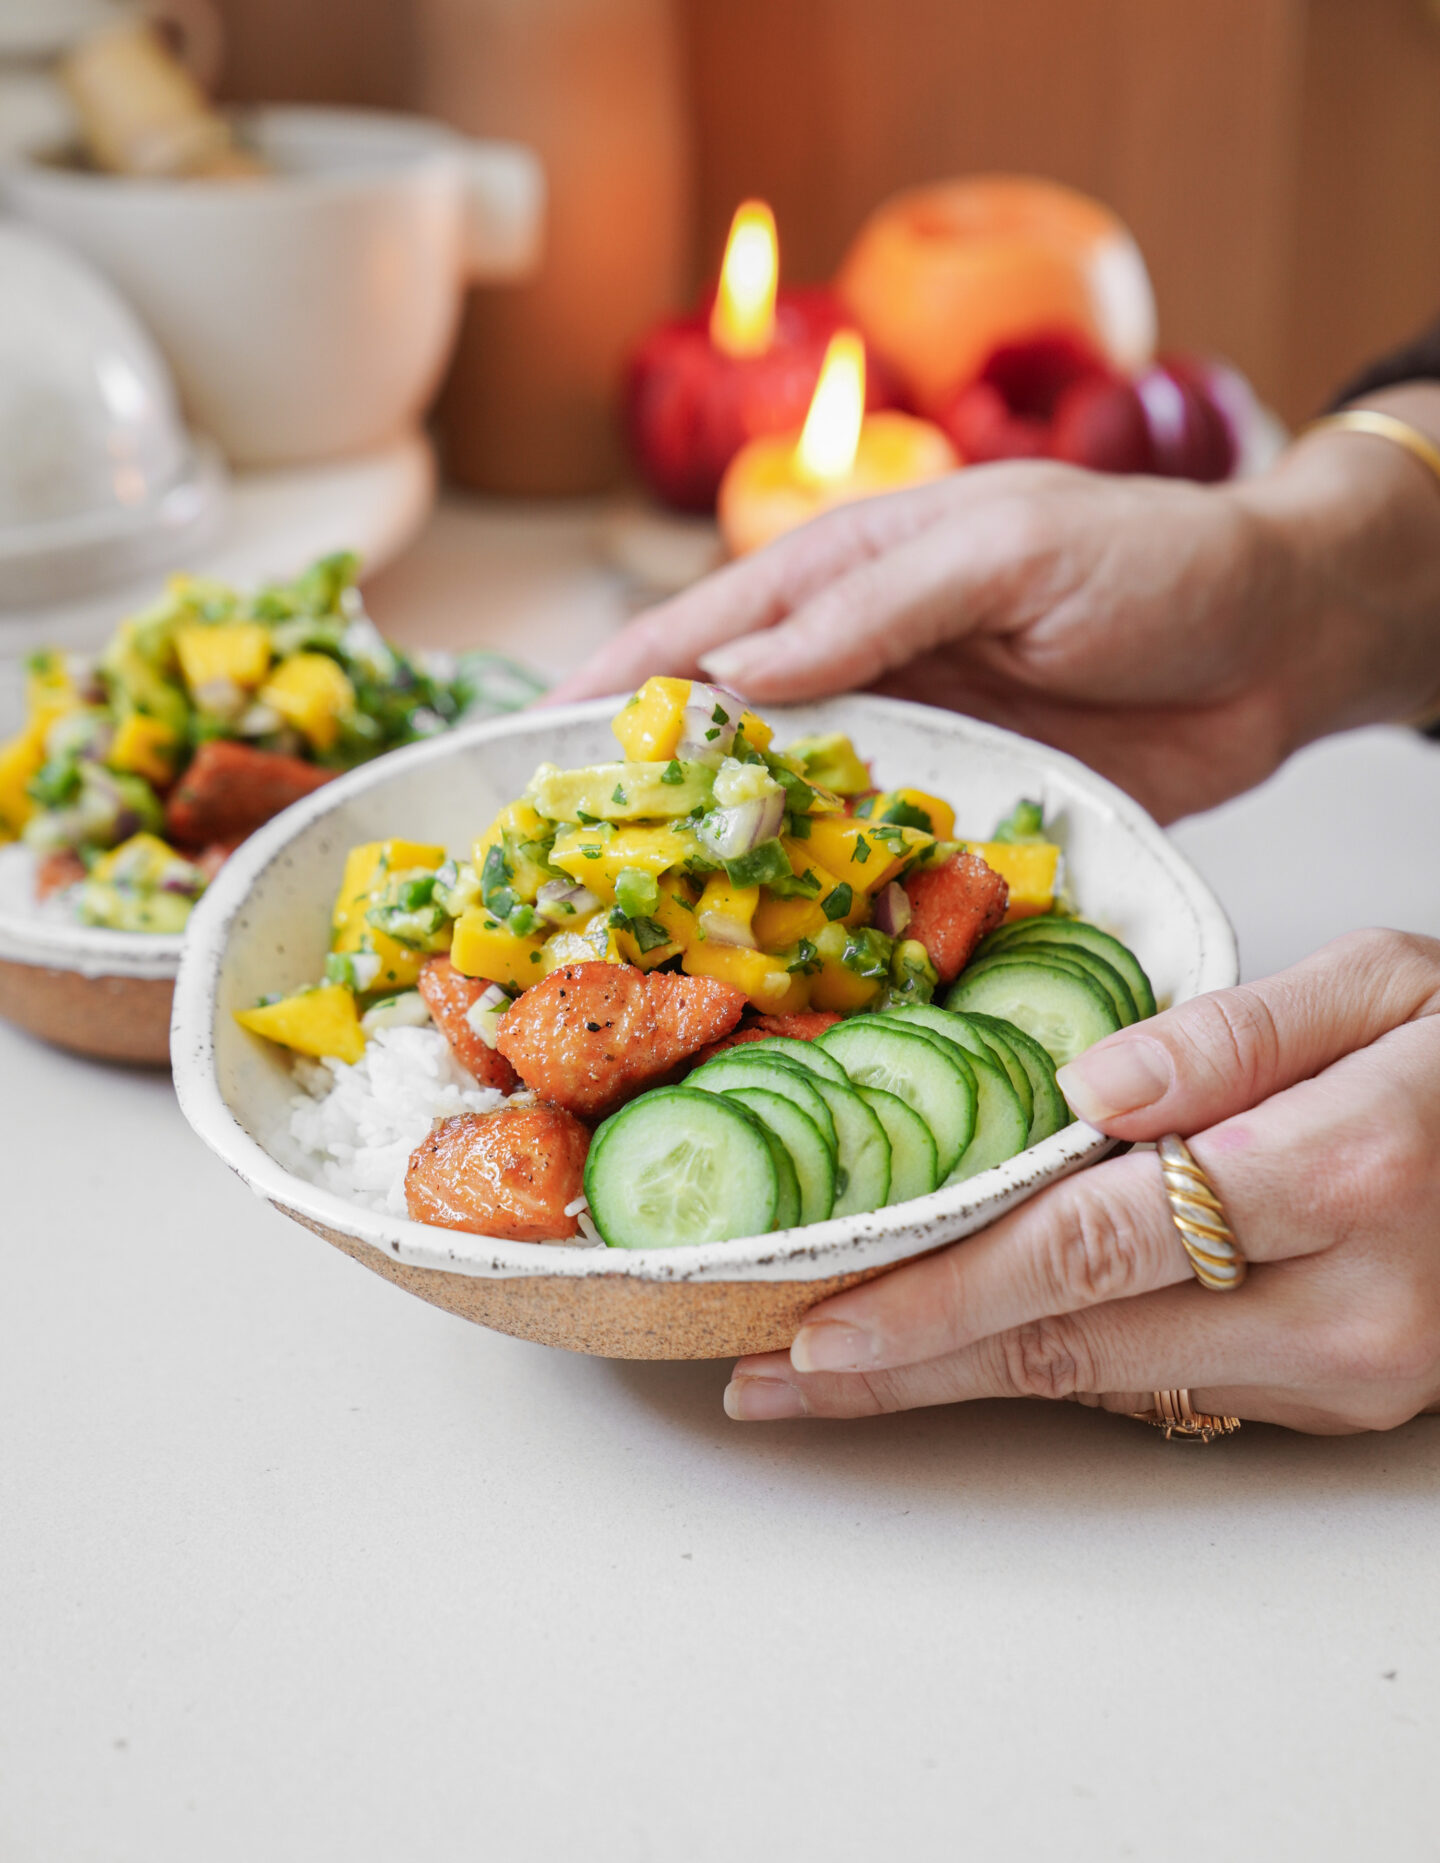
[864,787,955,841]
[800,817,929,894]
[548,822,693,901]
[91,831,185,885]
[108,711,180,786]
[809,957,882,1014]
[970,840,1061,921]
[235,983,366,1064]
[695,873,758,942]
[260,652,355,751]
[331,840,446,942]
[612,676,691,762]
[0,719,47,838]
[682,940,795,1010]
[175,623,272,695]
[737,708,773,751]
[451,910,549,987]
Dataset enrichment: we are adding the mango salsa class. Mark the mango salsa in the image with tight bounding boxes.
[682,940,795,1010]
[0,719,49,838]
[549,821,693,900]
[862,786,956,841]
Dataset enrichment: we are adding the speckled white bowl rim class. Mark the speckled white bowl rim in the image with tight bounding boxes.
[171,695,1239,1287]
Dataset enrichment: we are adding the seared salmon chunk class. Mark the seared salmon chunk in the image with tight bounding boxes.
[496,962,746,1119]
[691,1009,842,1067]
[405,1103,589,1241]
[417,955,520,1092]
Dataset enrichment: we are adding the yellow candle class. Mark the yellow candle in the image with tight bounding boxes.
[717,330,957,555]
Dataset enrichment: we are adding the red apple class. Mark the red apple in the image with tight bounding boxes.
[1050,374,1153,473]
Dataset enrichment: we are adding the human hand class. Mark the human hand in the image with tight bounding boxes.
[723,930,1440,1435]
[552,398,1440,823]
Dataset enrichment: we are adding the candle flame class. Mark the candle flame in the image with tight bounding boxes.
[796,330,866,485]
[709,200,778,358]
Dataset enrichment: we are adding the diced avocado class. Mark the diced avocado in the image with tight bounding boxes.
[780,732,871,796]
[526,759,715,822]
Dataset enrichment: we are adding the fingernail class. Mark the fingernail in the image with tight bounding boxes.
[791,1319,877,1374]
[723,1375,807,1421]
[1057,1036,1173,1125]
[697,644,756,687]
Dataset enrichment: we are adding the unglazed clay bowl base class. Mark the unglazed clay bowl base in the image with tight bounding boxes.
[0,846,182,1065]
[172,695,1239,1361]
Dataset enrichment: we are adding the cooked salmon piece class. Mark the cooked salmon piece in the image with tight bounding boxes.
[690,1009,842,1067]
[164,739,332,849]
[903,850,1009,983]
[496,962,746,1119]
[405,1103,589,1241]
[417,955,520,1093]
[34,849,86,900]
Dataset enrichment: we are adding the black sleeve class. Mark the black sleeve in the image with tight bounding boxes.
[1328,315,1440,409]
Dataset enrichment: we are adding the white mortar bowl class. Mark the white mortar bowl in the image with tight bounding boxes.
[171,695,1238,1359]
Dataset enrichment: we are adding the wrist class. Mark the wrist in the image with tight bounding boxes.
[1228,384,1440,744]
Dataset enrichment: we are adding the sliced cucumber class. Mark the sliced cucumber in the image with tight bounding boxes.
[756,1123,801,1230]
[818,1018,976,1178]
[724,1086,837,1226]
[855,1086,938,1205]
[736,1036,849,1085]
[804,1075,891,1217]
[982,918,1157,1020]
[945,957,1119,1067]
[964,1013,1071,1143]
[886,1016,1029,1181]
[687,1052,838,1153]
[585,1087,777,1249]
[995,939,1138,1025]
[882,1004,1033,1128]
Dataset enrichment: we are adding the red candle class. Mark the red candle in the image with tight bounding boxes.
[624,201,891,513]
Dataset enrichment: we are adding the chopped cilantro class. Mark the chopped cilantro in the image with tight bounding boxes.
[611,783,628,806]
[660,759,684,785]
[853,835,871,865]
[881,799,934,833]
[822,883,853,921]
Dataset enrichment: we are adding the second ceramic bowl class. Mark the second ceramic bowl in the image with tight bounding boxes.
[171,695,1238,1360]
[1,105,545,467]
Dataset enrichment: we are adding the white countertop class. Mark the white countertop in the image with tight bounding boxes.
[4,498,1440,1863]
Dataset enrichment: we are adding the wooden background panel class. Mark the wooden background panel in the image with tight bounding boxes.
[680,0,1309,412]
[1288,0,1440,414]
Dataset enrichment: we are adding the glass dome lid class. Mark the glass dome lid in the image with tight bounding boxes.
[0,220,223,608]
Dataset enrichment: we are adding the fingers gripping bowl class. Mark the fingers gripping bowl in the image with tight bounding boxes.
[171,695,1238,1359]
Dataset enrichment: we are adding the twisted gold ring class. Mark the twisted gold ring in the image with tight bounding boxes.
[1157,1133,1247,1291]
[1131,1389,1241,1443]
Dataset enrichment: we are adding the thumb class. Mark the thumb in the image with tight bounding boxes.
[1054,928,1440,1141]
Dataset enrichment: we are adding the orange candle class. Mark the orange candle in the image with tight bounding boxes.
[717,330,957,555]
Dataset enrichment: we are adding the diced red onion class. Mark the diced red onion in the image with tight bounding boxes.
[464,982,510,1047]
[677,681,744,762]
[695,790,785,860]
[698,908,757,949]
[871,881,911,937]
[536,879,602,924]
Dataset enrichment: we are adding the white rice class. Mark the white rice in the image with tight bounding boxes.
[287,1025,508,1216]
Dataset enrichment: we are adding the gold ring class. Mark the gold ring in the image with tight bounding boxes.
[1130,1389,1241,1443]
[1157,1133,1247,1290]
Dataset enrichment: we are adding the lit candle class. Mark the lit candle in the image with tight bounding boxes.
[717,330,957,555]
[624,201,891,513]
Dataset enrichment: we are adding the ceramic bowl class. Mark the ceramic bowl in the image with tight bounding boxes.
[1,105,544,468]
[0,846,179,1063]
[171,695,1238,1360]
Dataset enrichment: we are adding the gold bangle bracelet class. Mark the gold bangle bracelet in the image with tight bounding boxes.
[1303,409,1440,732]
[1304,408,1440,494]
